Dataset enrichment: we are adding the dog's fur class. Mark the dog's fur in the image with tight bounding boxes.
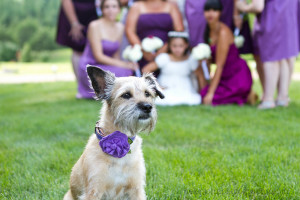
[64,66,164,200]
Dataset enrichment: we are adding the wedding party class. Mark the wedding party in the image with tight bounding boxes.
[0,0,299,199]
[57,0,300,109]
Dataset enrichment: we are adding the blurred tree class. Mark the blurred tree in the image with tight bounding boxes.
[14,18,39,47]
[20,42,32,62]
[29,27,59,51]
[0,41,18,61]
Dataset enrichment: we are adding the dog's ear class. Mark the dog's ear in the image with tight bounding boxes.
[143,73,165,99]
[87,65,116,100]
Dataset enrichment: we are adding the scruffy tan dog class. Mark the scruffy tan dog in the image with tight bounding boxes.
[64,65,164,200]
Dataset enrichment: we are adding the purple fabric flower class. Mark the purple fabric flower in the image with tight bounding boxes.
[99,131,130,158]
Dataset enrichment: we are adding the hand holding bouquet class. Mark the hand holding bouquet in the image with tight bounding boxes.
[191,43,211,80]
[122,44,143,77]
[141,36,164,53]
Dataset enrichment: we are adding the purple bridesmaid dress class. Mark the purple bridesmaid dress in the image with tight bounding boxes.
[200,44,253,106]
[255,0,299,62]
[136,13,174,69]
[77,40,133,99]
[56,0,98,52]
[185,0,253,53]
[298,0,300,52]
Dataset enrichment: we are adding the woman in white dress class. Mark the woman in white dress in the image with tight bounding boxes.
[142,31,201,106]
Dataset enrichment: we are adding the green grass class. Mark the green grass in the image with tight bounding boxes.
[0,81,300,199]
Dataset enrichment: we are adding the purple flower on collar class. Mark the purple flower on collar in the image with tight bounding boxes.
[99,131,130,158]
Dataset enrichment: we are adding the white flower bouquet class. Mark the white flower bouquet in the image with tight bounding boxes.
[234,35,245,48]
[122,44,143,77]
[141,36,164,53]
[191,43,212,80]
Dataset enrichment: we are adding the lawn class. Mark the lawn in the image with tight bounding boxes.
[0,80,299,200]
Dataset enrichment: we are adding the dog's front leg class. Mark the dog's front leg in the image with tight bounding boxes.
[81,189,104,200]
[127,188,146,200]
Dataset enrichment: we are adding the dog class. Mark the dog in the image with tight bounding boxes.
[64,65,164,200]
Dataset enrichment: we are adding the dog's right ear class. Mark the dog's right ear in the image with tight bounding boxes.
[143,73,165,99]
[86,65,116,100]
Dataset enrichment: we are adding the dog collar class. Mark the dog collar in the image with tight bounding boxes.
[95,123,135,158]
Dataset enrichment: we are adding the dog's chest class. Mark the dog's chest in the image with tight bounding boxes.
[102,155,138,198]
[108,157,133,185]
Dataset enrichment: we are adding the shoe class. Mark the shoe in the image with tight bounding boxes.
[257,101,275,110]
[276,100,289,107]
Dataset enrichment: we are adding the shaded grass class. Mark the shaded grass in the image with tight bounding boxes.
[0,81,299,199]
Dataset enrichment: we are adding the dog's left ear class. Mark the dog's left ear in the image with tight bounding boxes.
[143,73,165,99]
[87,65,116,100]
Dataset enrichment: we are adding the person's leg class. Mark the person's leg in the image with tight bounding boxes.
[258,61,279,109]
[71,50,82,82]
[277,59,290,106]
[287,57,295,88]
[253,54,264,93]
[276,57,295,106]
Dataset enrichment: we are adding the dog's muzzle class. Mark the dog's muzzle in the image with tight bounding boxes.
[137,102,152,120]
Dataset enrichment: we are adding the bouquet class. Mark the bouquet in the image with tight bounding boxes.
[191,43,212,80]
[141,36,164,53]
[122,44,143,77]
[234,35,245,48]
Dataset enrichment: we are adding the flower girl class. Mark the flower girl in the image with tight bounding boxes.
[142,31,201,106]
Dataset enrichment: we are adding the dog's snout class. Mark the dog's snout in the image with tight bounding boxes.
[138,102,152,113]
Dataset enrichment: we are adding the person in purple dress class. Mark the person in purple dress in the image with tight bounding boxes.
[77,0,137,99]
[185,0,251,47]
[237,0,299,109]
[56,0,98,82]
[199,0,254,106]
[126,0,184,71]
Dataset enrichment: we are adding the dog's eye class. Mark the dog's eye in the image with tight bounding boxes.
[121,92,132,99]
[145,91,151,98]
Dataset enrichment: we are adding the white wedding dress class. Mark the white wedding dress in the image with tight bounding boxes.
[155,53,201,106]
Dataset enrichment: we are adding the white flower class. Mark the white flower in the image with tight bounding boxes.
[191,43,211,60]
[122,44,143,62]
[141,36,164,53]
[122,45,131,60]
[234,35,245,48]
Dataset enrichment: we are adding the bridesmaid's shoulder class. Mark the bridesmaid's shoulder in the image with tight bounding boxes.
[115,21,124,31]
[130,1,143,10]
[88,19,101,31]
[219,23,233,39]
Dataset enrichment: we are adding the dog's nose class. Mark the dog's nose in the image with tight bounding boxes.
[138,103,152,113]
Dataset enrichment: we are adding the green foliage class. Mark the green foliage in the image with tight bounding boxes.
[0,0,61,55]
[14,18,39,47]
[20,43,32,62]
[29,28,59,51]
[0,81,299,199]
[0,41,18,61]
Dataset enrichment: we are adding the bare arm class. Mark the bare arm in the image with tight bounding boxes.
[142,62,159,73]
[61,0,84,41]
[61,0,79,25]
[236,0,265,14]
[113,25,125,60]
[207,29,232,96]
[126,3,142,45]
[88,22,134,70]
[169,3,184,31]
[233,0,243,30]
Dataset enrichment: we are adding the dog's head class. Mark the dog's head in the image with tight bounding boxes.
[87,65,164,136]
